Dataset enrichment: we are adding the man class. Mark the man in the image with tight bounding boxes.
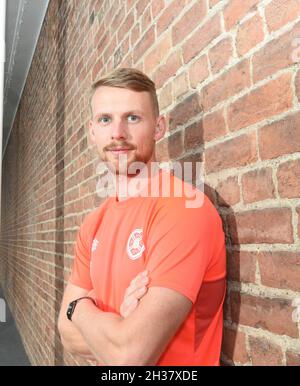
[58,68,226,366]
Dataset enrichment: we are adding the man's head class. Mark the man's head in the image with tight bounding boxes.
[89,68,166,176]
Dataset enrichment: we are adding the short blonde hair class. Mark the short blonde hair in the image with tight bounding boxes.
[90,67,159,117]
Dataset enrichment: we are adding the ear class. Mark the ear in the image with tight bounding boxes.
[88,120,96,144]
[154,115,167,141]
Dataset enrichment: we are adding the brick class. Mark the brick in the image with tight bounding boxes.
[133,25,155,63]
[216,176,240,207]
[151,0,165,19]
[141,6,152,32]
[130,23,140,47]
[259,112,300,160]
[202,109,227,141]
[230,292,299,338]
[106,3,120,28]
[111,6,125,32]
[209,0,222,7]
[265,0,300,32]
[236,14,264,56]
[144,32,172,74]
[153,49,182,89]
[242,168,275,203]
[103,35,117,64]
[184,120,204,151]
[227,73,293,132]
[205,132,257,174]
[297,206,300,238]
[173,72,189,99]
[120,51,133,68]
[202,59,250,111]
[227,208,294,244]
[258,251,300,292]
[177,151,203,186]
[182,14,221,64]
[157,0,187,36]
[168,130,184,159]
[209,37,233,74]
[126,0,136,12]
[227,250,256,283]
[94,24,105,48]
[136,0,149,16]
[286,350,300,366]
[223,0,260,31]
[249,336,283,366]
[172,1,207,45]
[253,21,300,82]
[155,137,169,162]
[92,57,104,82]
[277,159,300,198]
[169,93,202,131]
[188,55,209,88]
[114,38,129,68]
[158,82,172,110]
[117,12,134,42]
[222,328,249,364]
[296,70,300,101]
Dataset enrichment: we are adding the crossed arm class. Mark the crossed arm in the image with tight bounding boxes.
[58,281,192,365]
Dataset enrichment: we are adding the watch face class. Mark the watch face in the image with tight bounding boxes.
[67,301,76,321]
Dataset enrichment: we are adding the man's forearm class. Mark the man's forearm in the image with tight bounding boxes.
[72,299,125,365]
[60,325,97,361]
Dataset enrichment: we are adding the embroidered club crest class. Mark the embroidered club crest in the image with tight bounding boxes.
[127,228,145,260]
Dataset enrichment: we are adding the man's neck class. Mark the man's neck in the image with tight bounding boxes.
[115,161,159,202]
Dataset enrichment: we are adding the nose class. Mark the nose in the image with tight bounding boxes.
[111,119,127,140]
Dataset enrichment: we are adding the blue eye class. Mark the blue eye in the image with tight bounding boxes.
[98,116,110,124]
[128,115,139,122]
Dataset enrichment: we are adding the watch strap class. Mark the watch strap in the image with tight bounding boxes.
[67,296,96,321]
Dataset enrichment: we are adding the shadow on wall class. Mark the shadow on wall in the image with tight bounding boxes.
[211,187,240,366]
[166,99,240,366]
[202,184,240,366]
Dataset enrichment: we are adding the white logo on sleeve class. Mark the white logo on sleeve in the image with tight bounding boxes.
[127,228,145,260]
[91,238,99,253]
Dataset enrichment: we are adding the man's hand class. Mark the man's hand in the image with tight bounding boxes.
[120,270,149,318]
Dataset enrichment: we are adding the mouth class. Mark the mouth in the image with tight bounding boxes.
[109,148,133,156]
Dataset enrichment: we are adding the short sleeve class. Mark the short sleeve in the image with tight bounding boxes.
[69,212,95,290]
[145,195,224,304]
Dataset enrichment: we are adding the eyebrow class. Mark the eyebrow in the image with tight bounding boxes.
[94,110,145,119]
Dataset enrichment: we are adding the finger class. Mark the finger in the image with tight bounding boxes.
[123,270,148,298]
[120,297,138,318]
[125,277,149,297]
[125,276,148,297]
[127,301,139,315]
[131,273,149,290]
[121,285,149,318]
[125,287,147,313]
[124,287,148,315]
[132,286,147,300]
[123,288,145,307]
[131,270,148,286]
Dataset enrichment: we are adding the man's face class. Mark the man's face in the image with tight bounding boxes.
[89,86,165,175]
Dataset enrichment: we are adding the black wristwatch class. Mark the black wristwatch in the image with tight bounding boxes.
[67,296,96,321]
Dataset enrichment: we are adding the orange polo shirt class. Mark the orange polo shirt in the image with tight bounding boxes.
[70,168,226,365]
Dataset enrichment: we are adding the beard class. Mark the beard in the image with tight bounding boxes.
[101,140,155,177]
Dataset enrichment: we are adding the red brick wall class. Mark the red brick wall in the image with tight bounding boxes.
[0,0,300,366]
